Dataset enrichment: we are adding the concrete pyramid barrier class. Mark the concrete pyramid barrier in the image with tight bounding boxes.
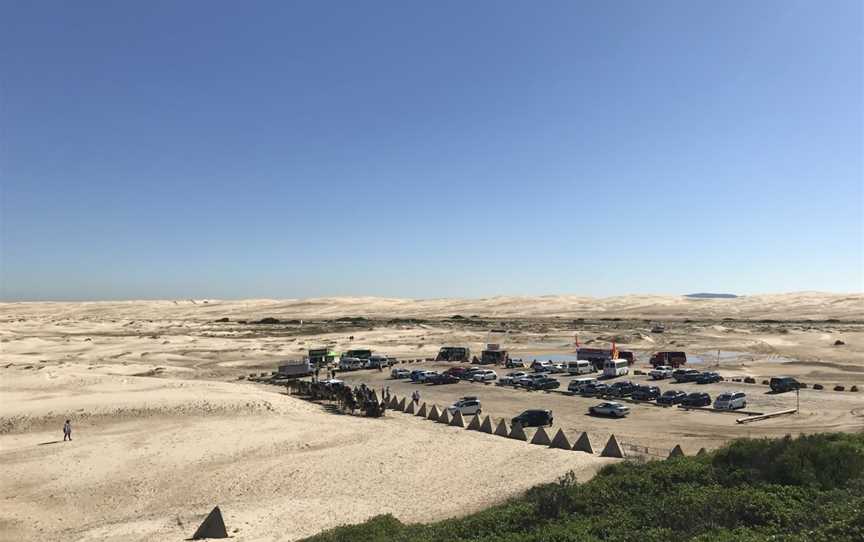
[466,415,481,431]
[697,447,707,456]
[416,403,427,417]
[668,444,685,459]
[439,409,452,425]
[388,396,399,409]
[397,397,407,411]
[573,432,594,454]
[479,415,494,434]
[428,405,440,421]
[191,506,228,540]
[600,434,625,458]
[530,426,552,446]
[508,421,527,441]
[493,419,509,437]
[549,429,572,450]
[405,401,415,414]
[450,410,466,428]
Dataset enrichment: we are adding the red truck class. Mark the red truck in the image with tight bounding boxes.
[649,351,687,368]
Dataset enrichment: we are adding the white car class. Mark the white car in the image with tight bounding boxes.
[567,377,598,393]
[714,391,747,410]
[447,397,482,416]
[531,360,553,372]
[472,369,497,382]
[516,374,547,387]
[650,365,674,380]
[391,367,411,379]
[589,402,630,417]
[499,371,529,385]
[416,370,438,383]
[549,363,566,374]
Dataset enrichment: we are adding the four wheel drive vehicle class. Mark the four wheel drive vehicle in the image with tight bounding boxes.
[367,354,392,369]
[443,367,469,378]
[505,358,525,368]
[499,371,530,385]
[548,363,567,374]
[770,376,801,393]
[531,360,553,372]
[512,409,554,427]
[606,381,638,397]
[516,374,547,387]
[650,351,688,368]
[579,382,610,397]
[673,369,702,383]
[472,369,498,382]
[436,346,471,362]
[631,385,661,401]
[409,369,427,381]
[567,377,598,393]
[428,373,460,385]
[566,360,595,375]
[523,377,560,391]
[460,368,483,380]
[339,357,364,371]
[650,365,674,380]
[714,391,747,410]
[589,402,630,418]
[447,397,482,416]
[415,370,438,383]
[696,372,722,384]
[390,368,411,379]
[657,390,688,405]
[681,392,712,407]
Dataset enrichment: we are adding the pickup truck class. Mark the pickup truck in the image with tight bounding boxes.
[650,365,674,380]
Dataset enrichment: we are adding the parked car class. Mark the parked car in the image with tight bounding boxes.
[589,402,630,418]
[505,358,525,368]
[681,392,712,407]
[471,369,498,382]
[649,365,674,380]
[770,376,801,393]
[447,397,482,416]
[696,372,722,384]
[673,369,702,383]
[512,409,553,427]
[607,381,637,397]
[549,362,567,374]
[524,376,560,391]
[567,377,598,394]
[657,390,688,405]
[460,368,483,380]
[500,371,529,385]
[443,367,468,378]
[409,369,427,382]
[391,367,411,379]
[368,354,392,369]
[415,370,438,383]
[516,374,547,388]
[429,373,460,385]
[714,391,747,410]
[631,385,661,401]
[579,382,609,397]
[531,360,553,372]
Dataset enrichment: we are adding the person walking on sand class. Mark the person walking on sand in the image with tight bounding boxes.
[63,420,72,441]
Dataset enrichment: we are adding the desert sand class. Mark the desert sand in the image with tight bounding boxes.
[1,292,862,541]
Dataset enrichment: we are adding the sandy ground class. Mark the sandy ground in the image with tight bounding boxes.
[1,293,862,541]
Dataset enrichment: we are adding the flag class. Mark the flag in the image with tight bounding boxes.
[574,334,580,348]
[611,341,618,360]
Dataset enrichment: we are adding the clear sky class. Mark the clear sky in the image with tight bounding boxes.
[1,1,862,301]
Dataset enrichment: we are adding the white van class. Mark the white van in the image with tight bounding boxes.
[714,391,747,410]
[603,359,629,378]
[566,360,594,375]
[567,377,598,393]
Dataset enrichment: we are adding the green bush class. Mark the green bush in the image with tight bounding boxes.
[302,433,864,542]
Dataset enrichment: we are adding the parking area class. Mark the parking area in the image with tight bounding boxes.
[335,360,864,454]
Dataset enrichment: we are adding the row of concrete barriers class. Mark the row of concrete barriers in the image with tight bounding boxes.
[383,394,704,460]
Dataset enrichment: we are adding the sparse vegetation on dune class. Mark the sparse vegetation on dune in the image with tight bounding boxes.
[302,433,864,542]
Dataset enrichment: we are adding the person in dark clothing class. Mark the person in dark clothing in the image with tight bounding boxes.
[63,420,72,441]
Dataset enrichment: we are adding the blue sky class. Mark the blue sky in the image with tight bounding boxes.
[1,1,862,301]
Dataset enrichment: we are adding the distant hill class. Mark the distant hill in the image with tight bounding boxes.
[685,293,738,299]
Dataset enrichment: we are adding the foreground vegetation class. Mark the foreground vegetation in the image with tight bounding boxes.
[303,433,864,542]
